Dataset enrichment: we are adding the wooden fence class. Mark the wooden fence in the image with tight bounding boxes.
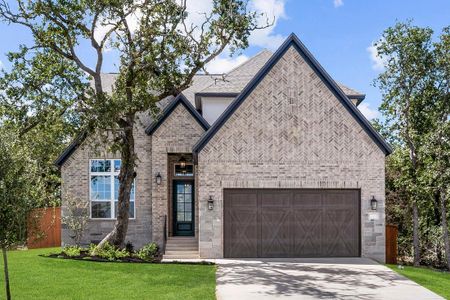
[27,207,61,249]
[386,224,398,264]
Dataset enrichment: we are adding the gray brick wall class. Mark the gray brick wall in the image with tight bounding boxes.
[150,104,206,247]
[197,46,386,262]
[61,115,153,249]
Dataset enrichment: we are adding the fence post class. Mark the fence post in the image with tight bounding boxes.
[386,224,398,264]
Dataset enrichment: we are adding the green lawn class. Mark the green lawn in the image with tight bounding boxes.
[387,264,450,299]
[0,248,216,300]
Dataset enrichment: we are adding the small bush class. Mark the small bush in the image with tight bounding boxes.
[62,245,81,257]
[92,242,128,261]
[125,241,134,253]
[137,243,159,261]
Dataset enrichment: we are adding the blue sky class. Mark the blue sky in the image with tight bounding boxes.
[0,0,449,119]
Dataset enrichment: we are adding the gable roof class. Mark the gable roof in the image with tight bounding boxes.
[193,33,392,156]
[145,93,209,135]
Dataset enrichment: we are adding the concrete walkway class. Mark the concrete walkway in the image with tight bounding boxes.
[215,258,443,300]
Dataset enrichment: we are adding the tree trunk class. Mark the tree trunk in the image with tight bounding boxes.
[441,190,450,270]
[97,120,135,249]
[412,200,420,266]
[2,247,11,300]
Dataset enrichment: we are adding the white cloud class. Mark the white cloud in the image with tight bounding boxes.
[334,0,344,7]
[0,60,3,69]
[206,55,249,74]
[183,0,288,50]
[248,0,287,50]
[367,43,387,71]
[358,102,380,120]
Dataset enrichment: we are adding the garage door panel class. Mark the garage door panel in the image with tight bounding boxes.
[224,189,360,258]
[261,209,291,257]
[323,208,359,256]
[293,209,322,256]
[293,191,323,207]
[224,192,258,257]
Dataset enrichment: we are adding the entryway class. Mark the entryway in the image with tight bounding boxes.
[173,180,194,236]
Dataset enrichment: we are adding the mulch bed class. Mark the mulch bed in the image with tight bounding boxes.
[42,250,162,263]
[41,251,215,265]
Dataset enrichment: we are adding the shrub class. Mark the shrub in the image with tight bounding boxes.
[125,241,134,253]
[62,245,81,257]
[136,243,159,261]
[91,242,128,261]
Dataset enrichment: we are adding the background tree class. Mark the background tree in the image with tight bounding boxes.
[0,129,46,300]
[0,0,268,249]
[422,26,450,269]
[375,21,437,266]
[376,22,450,269]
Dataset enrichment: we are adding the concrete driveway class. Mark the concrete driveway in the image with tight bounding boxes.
[216,258,443,300]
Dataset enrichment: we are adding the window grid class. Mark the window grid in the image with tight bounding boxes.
[90,159,135,219]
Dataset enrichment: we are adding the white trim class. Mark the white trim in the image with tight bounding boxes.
[89,159,136,220]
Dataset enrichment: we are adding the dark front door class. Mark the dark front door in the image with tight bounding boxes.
[224,189,360,258]
[173,180,194,236]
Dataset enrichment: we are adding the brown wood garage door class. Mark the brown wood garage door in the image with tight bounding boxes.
[224,189,360,258]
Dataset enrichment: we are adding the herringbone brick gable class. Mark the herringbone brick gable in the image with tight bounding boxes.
[200,46,383,163]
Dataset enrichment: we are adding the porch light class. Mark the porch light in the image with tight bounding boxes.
[155,172,162,185]
[179,156,187,168]
[208,196,214,210]
[370,196,378,211]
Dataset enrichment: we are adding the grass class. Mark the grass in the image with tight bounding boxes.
[387,264,450,299]
[0,248,216,300]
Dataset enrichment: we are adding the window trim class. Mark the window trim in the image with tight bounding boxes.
[89,159,136,220]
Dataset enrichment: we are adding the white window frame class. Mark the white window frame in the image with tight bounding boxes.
[89,159,136,220]
[174,163,194,177]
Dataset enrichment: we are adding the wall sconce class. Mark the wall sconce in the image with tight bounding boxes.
[208,196,214,210]
[370,196,378,211]
[155,172,162,185]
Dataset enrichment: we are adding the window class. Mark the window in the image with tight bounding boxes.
[174,163,194,176]
[90,159,135,219]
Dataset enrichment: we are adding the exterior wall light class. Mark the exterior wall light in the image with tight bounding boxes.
[179,156,187,169]
[370,196,378,211]
[155,172,162,185]
[208,196,214,210]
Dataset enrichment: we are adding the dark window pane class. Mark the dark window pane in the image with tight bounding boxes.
[91,201,111,218]
[177,184,184,194]
[91,160,111,172]
[175,164,194,176]
[114,201,135,218]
